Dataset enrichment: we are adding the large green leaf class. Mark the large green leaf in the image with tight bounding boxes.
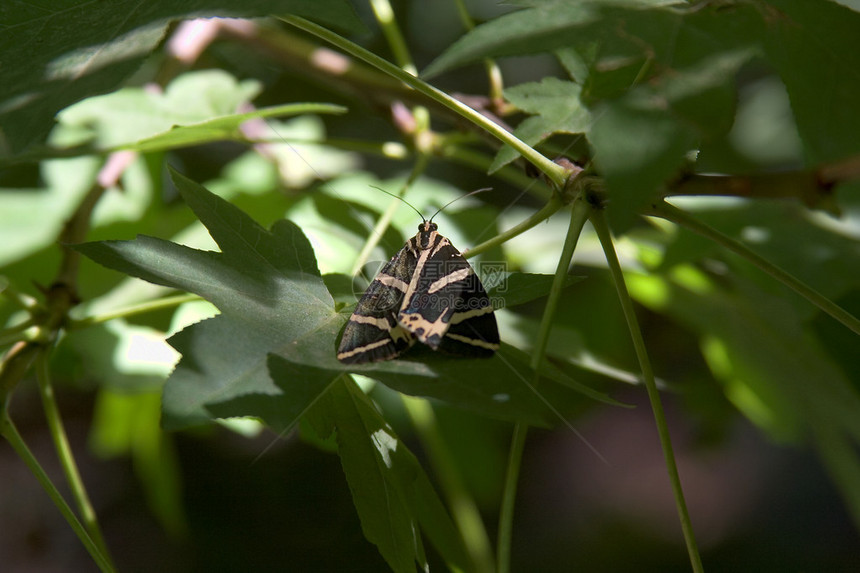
[76,171,615,430]
[306,377,470,573]
[76,168,335,428]
[0,0,362,154]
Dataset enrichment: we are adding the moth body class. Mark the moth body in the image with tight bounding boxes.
[337,221,499,364]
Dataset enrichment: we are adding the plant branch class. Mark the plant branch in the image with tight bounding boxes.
[221,20,415,105]
[464,196,564,259]
[666,152,860,211]
[0,164,115,569]
[369,0,416,74]
[0,402,116,573]
[452,0,505,104]
[0,177,103,399]
[590,208,703,573]
[649,201,860,337]
[0,278,41,311]
[35,353,114,565]
[278,15,568,188]
[0,318,36,347]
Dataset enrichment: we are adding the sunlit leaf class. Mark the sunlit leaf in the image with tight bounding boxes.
[76,172,614,431]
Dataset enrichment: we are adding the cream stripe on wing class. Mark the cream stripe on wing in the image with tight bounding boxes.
[445,333,500,350]
[399,308,450,342]
[376,274,409,292]
[428,267,472,294]
[348,314,391,329]
[449,304,494,324]
[336,338,391,359]
[429,236,450,258]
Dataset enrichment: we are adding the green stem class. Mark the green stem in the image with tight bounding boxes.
[451,0,505,102]
[496,424,527,573]
[0,318,36,346]
[35,353,115,568]
[401,395,495,573]
[497,198,592,573]
[590,209,704,573]
[650,200,860,337]
[0,403,116,573]
[369,0,416,74]
[70,293,201,329]
[279,15,567,188]
[465,195,564,259]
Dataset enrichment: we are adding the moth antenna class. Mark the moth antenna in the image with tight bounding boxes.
[369,186,425,221]
[429,187,492,222]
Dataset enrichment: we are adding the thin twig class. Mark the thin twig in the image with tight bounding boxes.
[591,209,704,573]
[497,198,592,573]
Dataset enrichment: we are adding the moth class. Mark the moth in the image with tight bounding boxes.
[337,192,499,364]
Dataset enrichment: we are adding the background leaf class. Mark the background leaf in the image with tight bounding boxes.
[490,78,591,172]
[0,0,361,153]
[763,0,860,163]
[4,2,860,570]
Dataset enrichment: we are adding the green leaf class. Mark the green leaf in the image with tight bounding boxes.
[589,101,698,230]
[274,307,602,423]
[490,78,591,172]
[160,315,308,429]
[763,0,860,163]
[422,0,680,78]
[76,172,610,430]
[124,103,346,153]
[76,168,335,428]
[422,1,596,79]
[0,159,98,266]
[306,377,470,573]
[580,6,758,229]
[0,0,362,154]
[57,70,261,147]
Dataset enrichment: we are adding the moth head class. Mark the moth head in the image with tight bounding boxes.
[416,221,438,249]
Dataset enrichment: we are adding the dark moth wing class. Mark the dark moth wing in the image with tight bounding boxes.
[397,232,499,357]
[338,221,499,364]
[337,243,417,364]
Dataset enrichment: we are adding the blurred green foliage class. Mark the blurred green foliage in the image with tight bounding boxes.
[1,1,859,571]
